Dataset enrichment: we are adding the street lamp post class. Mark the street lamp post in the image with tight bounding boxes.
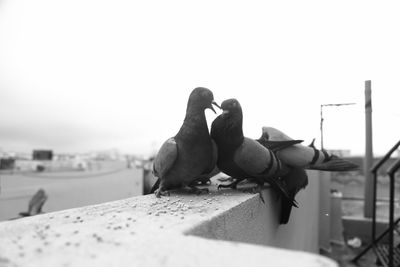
[320,103,356,150]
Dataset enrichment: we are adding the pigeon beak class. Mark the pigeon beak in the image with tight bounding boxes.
[222,110,229,115]
[210,101,221,114]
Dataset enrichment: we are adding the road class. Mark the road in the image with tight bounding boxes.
[0,161,143,221]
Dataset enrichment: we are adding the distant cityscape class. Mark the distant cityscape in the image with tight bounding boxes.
[0,147,147,221]
[0,147,153,173]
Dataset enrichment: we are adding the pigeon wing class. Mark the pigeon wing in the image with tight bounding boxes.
[258,126,303,152]
[233,138,270,175]
[258,139,304,152]
[261,126,295,141]
[153,137,178,178]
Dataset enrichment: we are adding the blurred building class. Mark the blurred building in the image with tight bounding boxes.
[0,157,15,170]
[32,150,53,161]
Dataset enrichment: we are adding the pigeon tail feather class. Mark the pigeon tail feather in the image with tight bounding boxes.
[280,199,294,224]
[307,155,359,171]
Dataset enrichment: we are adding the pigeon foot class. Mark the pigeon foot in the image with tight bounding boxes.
[191,179,211,186]
[188,186,209,195]
[155,189,170,198]
[217,179,240,190]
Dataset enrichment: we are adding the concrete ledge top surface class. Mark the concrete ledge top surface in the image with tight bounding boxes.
[0,182,337,267]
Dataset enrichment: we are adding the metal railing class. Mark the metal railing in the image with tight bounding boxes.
[353,140,400,267]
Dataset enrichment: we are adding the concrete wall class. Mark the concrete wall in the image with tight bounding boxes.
[0,171,336,267]
[319,171,332,252]
[190,171,321,253]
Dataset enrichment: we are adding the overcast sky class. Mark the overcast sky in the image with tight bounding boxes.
[0,0,399,157]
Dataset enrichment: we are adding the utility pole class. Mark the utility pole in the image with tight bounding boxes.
[364,80,374,218]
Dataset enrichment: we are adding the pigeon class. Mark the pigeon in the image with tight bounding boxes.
[210,98,295,211]
[19,189,48,217]
[151,87,220,197]
[256,126,358,223]
[257,126,359,171]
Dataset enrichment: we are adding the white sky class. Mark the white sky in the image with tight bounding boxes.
[0,0,399,157]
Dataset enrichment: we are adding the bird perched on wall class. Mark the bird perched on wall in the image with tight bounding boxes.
[210,98,296,219]
[256,126,358,223]
[19,188,48,217]
[211,98,359,224]
[150,87,220,197]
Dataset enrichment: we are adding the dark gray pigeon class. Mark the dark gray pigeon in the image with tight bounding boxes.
[210,99,296,213]
[256,126,358,223]
[151,87,220,197]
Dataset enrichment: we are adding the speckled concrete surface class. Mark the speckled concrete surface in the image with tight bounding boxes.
[0,181,337,267]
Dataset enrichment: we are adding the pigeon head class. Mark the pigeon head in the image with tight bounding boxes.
[187,87,221,114]
[211,98,244,148]
[220,98,242,116]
